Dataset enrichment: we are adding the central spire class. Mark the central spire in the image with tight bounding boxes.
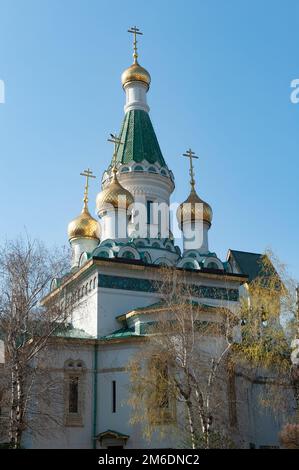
[128,26,143,64]
[113,27,169,168]
[121,26,151,110]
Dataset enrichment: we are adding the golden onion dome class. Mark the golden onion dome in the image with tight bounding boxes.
[68,206,101,242]
[121,61,151,89]
[176,188,213,228]
[96,169,134,214]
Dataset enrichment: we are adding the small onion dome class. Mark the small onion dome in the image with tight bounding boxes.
[176,188,213,228]
[96,169,134,215]
[68,206,101,242]
[121,61,151,89]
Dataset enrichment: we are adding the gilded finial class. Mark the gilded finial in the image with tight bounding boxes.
[108,133,123,175]
[80,168,96,209]
[96,134,133,214]
[128,26,143,64]
[182,148,199,191]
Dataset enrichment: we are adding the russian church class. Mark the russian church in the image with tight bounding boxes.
[23,29,289,449]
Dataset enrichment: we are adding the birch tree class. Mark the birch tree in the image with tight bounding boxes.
[0,237,72,448]
[232,252,297,415]
[128,252,298,448]
[128,267,237,449]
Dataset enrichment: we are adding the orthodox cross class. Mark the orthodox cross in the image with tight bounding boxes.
[108,133,123,171]
[80,168,96,206]
[182,148,199,190]
[128,26,143,63]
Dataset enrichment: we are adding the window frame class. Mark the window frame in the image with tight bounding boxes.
[64,360,85,427]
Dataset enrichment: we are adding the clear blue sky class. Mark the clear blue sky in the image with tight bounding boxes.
[0,0,298,279]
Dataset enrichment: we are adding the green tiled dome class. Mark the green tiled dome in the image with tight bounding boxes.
[115,109,166,167]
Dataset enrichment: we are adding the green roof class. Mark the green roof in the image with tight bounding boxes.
[116,300,220,321]
[100,327,143,341]
[54,324,93,339]
[116,301,165,319]
[115,109,166,166]
[229,250,267,282]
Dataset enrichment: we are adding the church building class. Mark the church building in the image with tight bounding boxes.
[25,28,288,449]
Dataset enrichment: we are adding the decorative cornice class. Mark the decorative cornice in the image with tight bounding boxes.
[98,274,240,301]
[43,257,247,303]
[117,303,232,322]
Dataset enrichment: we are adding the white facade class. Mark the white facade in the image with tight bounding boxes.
[124,80,150,113]
[70,238,98,269]
[18,43,293,450]
[181,220,210,253]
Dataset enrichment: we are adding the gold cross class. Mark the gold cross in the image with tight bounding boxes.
[182,148,199,190]
[128,26,143,63]
[80,168,96,207]
[108,133,123,170]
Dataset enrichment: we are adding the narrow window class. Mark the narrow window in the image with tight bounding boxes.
[158,362,169,409]
[147,200,153,225]
[112,380,116,413]
[69,377,79,413]
[152,358,169,409]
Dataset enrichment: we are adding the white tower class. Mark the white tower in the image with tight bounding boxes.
[96,135,134,242]
[121,26,150,114]
[68,169,101,268]
[101,27,174,241]
[176,149,213,254]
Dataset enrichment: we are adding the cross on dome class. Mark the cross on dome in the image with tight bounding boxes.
[80,168,96,207]
[182,148,199,190]
[128,26,143,63]
[108,134,123,172]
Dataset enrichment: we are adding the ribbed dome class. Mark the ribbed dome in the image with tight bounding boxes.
[68,206,101,241]
[121,62,151,89]
[176,188,213,228]
[96,169,134,215]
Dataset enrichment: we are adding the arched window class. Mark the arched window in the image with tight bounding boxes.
[64,360,85,426]
[134,165,144,172]
[207,262,220,270]
[121,166,130,173]
[141,252,152,264]
[102,241,114,248]
[148,166,157,173]
[122,251,135,259]
[183,262,195,270]
[152,242,160,249]
[160,169,167,176]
